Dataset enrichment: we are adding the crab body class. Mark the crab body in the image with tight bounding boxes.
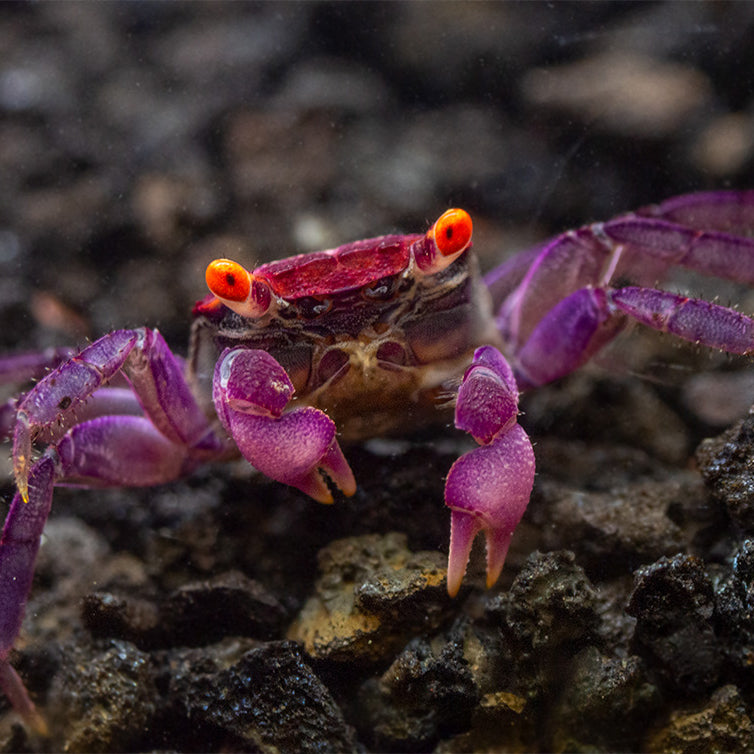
[3,192,754,731]
[190,230,497,441]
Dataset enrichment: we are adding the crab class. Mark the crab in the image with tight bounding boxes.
[2,190,754,731]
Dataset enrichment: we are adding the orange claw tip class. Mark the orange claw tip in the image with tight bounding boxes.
[432,208,473,257]
[485,527,513,590]
[447,509,482,598]
[205,259,251,302]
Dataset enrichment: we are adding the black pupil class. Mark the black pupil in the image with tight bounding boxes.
[226,273,236,287]
[445,226,453,239]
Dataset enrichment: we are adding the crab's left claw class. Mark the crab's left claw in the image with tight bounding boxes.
[445,346,535,596]
[213,348,356,503]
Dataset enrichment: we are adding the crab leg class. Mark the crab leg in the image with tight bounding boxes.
[0,347,74,384]
[512,285,754,389]
[445,346,535,596]
[493,191,754,353]
[0,412,197,731]
[0,455,55,735]
[12,328,223,500]
[212,348,356,503]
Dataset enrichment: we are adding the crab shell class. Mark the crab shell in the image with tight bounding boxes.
[190,215,499,441]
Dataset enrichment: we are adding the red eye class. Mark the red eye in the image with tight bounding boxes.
[206,259,251,302]
[433,208,472,256]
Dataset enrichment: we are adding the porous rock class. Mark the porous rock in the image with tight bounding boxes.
[645,685,754,754]
[712,538,754,682]
[170,640,358,753]
[627,554,724,695]
[83,569,286,648]
[357,631,478,752]
[697,410,754,531]
[47,638,158,753]
[288,532,452,663]
[549,646,658,752]
[532,478,700,577]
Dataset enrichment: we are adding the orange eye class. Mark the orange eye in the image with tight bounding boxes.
[433,208,472,256]
[206,259,251,302]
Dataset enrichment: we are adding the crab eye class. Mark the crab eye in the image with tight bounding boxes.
[433,208,473,256]
[205,259,272,317]
[413,208,473,274]
[206,259,251,302]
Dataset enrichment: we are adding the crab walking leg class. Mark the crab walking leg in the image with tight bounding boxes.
[213,348,356,503]
[0,415,195,730]
[513,285,754,389]
[445,346,535,596]
[610,287,754,353]
[12,328,223,500]
[0,455,55,735]
[0,347,74,384]
[493,191,754,353]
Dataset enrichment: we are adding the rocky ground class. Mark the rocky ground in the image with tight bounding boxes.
[1,3,754,752]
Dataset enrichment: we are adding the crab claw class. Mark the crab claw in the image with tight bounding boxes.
[445,425,535,596]
[445,346,535,596]
[222,407,355,502]
[213,348,356,502]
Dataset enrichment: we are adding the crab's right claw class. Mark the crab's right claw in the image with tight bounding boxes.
[213,348,356,503]
[445,345,535,597]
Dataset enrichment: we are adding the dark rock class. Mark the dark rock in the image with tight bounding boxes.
[645,685,754,754]
[288,532,452,663]
[0,720,30,754]
[357,632,478,752]
[491,550,600,656]
[437,689,533,754]
[532,477,702,578]
[171,640,358,753]
[549,646,659,752]
[84,570,286,648]
[485,551,601,706]
[522,374,691,465]
[627,554,724,695]
[47,639,158,752]
[697,410,754,531]
[713,538,754,684]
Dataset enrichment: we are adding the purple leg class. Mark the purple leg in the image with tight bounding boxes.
[611,287,754,354]
[445,346,535,596]
[493,190,754,353]
[12,329,224,500]
[0,455,55,735]
[0,347,74,384]
[0,411,202,731]
[512,284,754,389]
[213,348,356,503]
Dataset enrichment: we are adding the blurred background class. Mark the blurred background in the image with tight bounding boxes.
[1,2,754,352]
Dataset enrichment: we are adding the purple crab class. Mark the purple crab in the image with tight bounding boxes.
[3,191,754,731]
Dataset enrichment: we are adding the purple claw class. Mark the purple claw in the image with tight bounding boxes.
[446,425,535,596]
[214,348,356,503]
[446,347,535,596]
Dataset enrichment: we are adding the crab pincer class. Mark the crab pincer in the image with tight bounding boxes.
[212,348,356,503]
[445,346,535,597]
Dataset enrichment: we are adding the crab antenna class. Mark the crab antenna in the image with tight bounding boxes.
[205,259,272,318]
[414,208,473,274]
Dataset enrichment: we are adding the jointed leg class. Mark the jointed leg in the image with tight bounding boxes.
[12,328,224,499]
